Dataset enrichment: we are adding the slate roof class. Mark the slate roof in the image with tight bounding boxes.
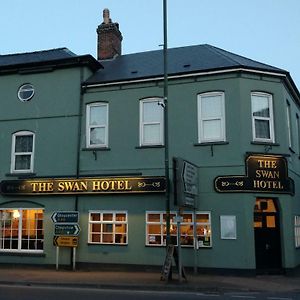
[0,48,101,73]
[84,44,288,85]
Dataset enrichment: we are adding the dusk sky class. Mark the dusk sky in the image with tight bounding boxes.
[1,1,299,88]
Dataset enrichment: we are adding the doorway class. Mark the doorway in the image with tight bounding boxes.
[254,198,282,273]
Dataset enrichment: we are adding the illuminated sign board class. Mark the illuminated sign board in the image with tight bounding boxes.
[0,176,166,196]
[214,155,294,195]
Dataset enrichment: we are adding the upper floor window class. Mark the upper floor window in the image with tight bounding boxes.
[86,103,109,148]
[18,83,34,102]
[11,131,35,173]
[251,92,274,143]
[296,114,300,155]
[139,98,164,146]
[197,92,226,143]
[286,101,293,149]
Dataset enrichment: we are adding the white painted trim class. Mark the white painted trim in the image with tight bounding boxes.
[84,68,287,88]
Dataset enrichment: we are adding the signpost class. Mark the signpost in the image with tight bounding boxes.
[51,211,79,223]
[51,211,80,271]
[53,236,78,247]
[54,224,81,236]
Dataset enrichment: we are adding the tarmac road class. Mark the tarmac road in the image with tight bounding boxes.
[0,284,299,300]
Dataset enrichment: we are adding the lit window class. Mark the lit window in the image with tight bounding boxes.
[146,211,212,248]
[18,84,34,102]
[197,92,226,143]
[251,92,274,143]
[86,103,109,148]
[11,131,35,173]
[140,98,164,146]
[88,211,127,245]
[0,209,44,252]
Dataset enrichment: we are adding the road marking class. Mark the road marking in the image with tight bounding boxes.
[230,296,257,299]
[196,293,220,297]
[267,298,292,300]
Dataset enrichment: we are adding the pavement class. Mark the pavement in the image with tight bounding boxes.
[1,265,300,294]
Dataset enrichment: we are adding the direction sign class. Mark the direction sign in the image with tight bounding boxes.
[53,236,78,247]
[51,211,79,223]
[54,224,81,236]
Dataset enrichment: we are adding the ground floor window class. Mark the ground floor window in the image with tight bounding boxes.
[88,211,128,245]
[146,211,211,248]
[0,208,44,252]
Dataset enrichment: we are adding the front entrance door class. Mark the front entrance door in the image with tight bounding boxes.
[254,198,282,273]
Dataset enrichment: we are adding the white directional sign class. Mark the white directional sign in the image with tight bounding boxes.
[54,224,81,236]
[51,211,79,223]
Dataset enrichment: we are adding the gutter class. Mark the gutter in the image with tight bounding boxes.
[83,67,300,105]
[83,68,287,88]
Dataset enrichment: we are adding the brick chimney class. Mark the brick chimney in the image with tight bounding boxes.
[97,9,123,60]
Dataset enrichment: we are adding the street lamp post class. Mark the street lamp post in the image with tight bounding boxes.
[163,0,171,247]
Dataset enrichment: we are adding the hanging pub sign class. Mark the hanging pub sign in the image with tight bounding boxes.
[173,157,198,208]
[214,154,294,195]
[0,176,166,196]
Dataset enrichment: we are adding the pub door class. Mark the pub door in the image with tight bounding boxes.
[254,198,282,273]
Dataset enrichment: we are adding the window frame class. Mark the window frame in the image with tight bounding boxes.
[18,83,35,102]
[145,211,212,248]
[197,91,226,143]
[295,215,300,248]
[251,92,275,143]
[0,208,44,253]
[86,102,109,148]
[296,114,300,155]
[88,211,128,245]
[286,101,293,149]
[11,130,35,174]
[139,97,164,146]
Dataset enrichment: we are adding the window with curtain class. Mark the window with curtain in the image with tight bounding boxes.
[140,98,164,146]
[11,131,35,173]
[251,92,274,142]
[197,92,226,143]
[86,102,109,148]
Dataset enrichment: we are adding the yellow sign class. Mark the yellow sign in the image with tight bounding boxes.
[53,236,78,247]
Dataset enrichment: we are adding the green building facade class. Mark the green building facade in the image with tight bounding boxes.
[0,12,300,274]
